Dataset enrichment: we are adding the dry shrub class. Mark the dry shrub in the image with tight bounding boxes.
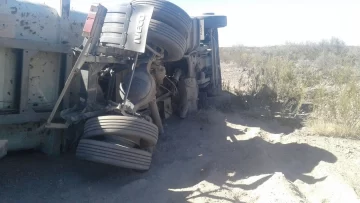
[306,80,360,138]
[220,38,360,138]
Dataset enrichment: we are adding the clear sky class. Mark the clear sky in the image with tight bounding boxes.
[73,0,360,47]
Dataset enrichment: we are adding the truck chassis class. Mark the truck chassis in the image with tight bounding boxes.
[0,0,226,170]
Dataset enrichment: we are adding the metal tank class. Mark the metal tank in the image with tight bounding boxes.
[0,0,87,153]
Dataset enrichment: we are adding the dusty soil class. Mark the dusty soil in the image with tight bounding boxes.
[1,63,360,202]
[1,107,360,203]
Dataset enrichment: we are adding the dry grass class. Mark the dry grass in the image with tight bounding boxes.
[306,81,360,137]
[220,38,360,138]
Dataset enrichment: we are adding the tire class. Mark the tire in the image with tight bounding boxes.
[131,0,192,38]
[198,15,227,29]
[83,116,158,146]
[100,19,186,61]
[76,139,152,170]
[207,29,222,96]
[148,19,186,61]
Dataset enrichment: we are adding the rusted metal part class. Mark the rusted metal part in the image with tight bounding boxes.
[149,99,164,134]
[146,45,163,57]
[118,53,139,111]
[197,71,210,87]
[158,97,172,119]
[46,4,107,128]
[85,56,128,63]
[87,63,106,104]
[177,53,199,117]
[119,60,157,112]
[96,46,136,57]
[156,92,171,102]
[46,40,90,127]
[178,77,198,118]
[152,65,166,85]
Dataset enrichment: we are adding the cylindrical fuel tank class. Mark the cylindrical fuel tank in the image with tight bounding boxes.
[0,0,89,46]
[0,0,89,111]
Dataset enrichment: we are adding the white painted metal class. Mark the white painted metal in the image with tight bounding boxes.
[28,51,61,111]
[0,0,127,113]
[0,0,128,47]
[0,0,88,112]
[0,48,18,111]
[0,0,86,46]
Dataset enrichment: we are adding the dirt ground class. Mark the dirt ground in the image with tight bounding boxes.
[1,63,360,202]
[1,107,360,203]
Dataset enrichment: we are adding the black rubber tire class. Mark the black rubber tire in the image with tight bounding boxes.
[100,19,186,61]
[83,116,158,146]
[76,139,152,170]
[131,0,192,38]
[148,19,186,61]
[206,29,222,96]
[199,15,227,29]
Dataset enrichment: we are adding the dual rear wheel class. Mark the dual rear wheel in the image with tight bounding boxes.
[82,0,192,170]
[76,116,158,170]
[78,1,226,170]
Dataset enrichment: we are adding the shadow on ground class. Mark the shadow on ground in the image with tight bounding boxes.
[146,111,337,202]
[208,91,310,134]
[0,97,337,202]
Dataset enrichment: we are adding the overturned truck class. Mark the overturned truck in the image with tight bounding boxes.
[0,0,227,170]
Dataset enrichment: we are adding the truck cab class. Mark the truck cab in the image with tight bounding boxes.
[0,0,227,169]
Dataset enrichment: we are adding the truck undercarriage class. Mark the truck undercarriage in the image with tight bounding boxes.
[0,0,227,170]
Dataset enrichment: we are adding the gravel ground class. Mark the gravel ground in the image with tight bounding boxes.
[1,108,360,203]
